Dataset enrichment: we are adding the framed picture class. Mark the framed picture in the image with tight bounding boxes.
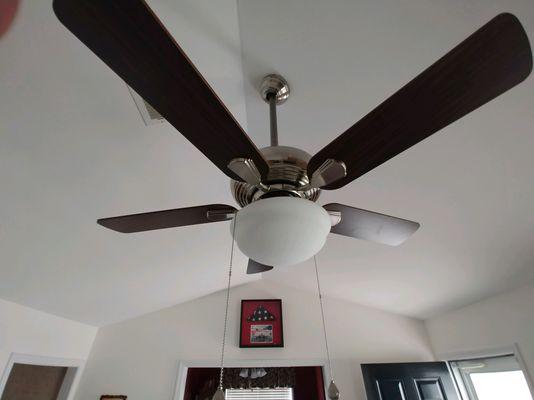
[100,396,127,400]
[240,299,283,348]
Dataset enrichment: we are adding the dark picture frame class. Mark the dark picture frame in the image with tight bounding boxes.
[239,299,284,348]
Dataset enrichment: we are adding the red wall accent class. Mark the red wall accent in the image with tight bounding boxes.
[0,0,19,39]
[183,368,219,400]
[293,366,325,400]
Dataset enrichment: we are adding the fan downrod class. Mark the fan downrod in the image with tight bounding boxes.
[261,74,290,147]
[231,75,320,207]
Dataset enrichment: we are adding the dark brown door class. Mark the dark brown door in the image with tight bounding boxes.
[361,362,459,400]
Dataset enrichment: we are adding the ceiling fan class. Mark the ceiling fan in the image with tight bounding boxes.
[53,1,532,272]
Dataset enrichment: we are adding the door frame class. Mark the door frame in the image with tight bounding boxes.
[438,343,534,399]
[172,358,330,400]
[0,353,85,400]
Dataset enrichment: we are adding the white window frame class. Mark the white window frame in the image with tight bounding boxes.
[438,343,534,400]
[172,359,329,400]
[0,353,85,400]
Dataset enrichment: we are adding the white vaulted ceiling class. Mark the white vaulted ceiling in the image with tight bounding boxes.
[0,0,533,326]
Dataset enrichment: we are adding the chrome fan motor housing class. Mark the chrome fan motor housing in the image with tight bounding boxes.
[231,146,321,207]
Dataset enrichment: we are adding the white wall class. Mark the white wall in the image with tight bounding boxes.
[0,298,97,378]
[426,281,534,377]
[76,280,434,400]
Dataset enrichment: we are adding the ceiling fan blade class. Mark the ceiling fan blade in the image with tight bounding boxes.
[53,0,269,182]
[309,13,532,190]
[324,203,420,246]
[246,259,274,274]
[97,204,236,233]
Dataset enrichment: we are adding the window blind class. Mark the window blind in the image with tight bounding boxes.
[225,388,293,400]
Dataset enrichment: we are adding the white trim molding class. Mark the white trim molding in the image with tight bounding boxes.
[172,359,329,400]
[0,353,86,400]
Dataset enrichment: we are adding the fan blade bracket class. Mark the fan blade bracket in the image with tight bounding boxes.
[327,210,342,227]
[206,208,236,222]
[228,158,270,191]
[309,159,347,189]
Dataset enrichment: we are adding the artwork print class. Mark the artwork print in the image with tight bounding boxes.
[240,299,283,348]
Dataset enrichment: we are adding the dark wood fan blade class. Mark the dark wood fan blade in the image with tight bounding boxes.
[247,259,274,274]
[53,0,268,182]
[97,204,236,233]
[324,203,420,246]
[309,13,532,189]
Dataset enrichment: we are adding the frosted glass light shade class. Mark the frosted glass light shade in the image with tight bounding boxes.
[231,197,331,267]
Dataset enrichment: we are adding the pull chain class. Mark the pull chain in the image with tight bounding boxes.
[213,216,238,400]
[314,255,340,400]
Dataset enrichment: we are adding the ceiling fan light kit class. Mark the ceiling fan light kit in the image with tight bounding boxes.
[231,197,331,267]
[53,1,531,270]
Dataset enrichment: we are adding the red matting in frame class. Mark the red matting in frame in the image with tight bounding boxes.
[240,299,284,348]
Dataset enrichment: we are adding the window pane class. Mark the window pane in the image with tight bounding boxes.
[450,354,534,400]
[225,388,293,400]
[470,371,532,400]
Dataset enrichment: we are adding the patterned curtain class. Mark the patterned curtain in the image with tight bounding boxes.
[223,367,296,389]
